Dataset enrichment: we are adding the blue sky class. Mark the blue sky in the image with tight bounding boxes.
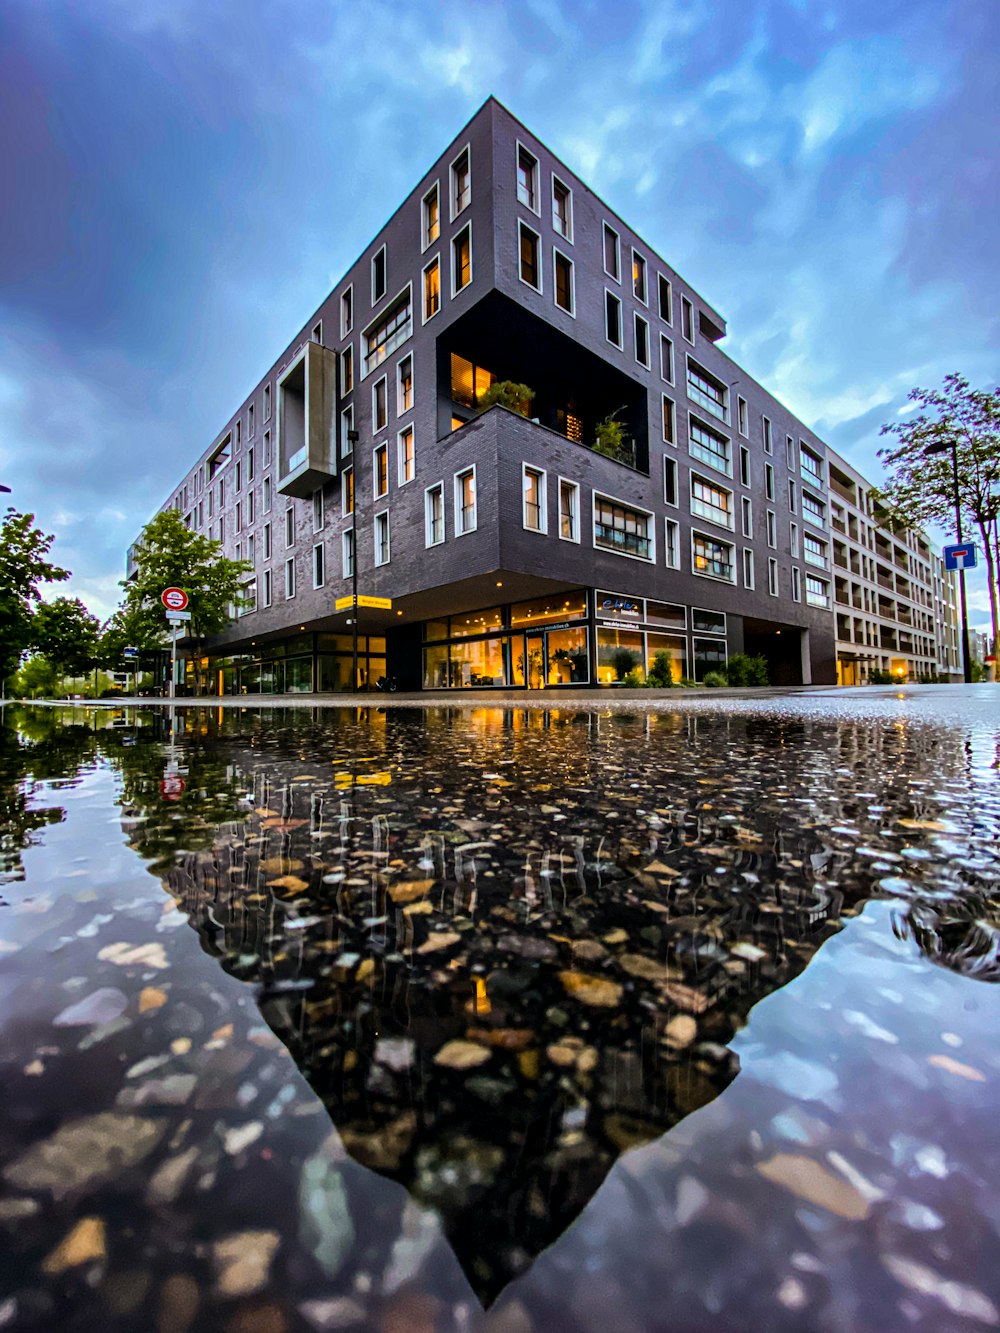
[1,0,997,630]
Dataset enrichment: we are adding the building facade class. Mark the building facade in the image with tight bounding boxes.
[131,98,956,693]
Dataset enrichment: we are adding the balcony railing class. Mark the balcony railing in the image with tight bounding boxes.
[595,523,652,560]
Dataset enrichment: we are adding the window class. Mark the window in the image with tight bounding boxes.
[341,344,354,395]
[788,478,797,512]
[247,447,254,482]
[690,474,733,529]
[374,443,388,498]
[341,286,353,337]
[689,417,731,475]
[523,465,546,532]
[806,574,830,608]
[455,466,477,535]
[801,446,824,484]
[262,568,272,608]
[790,521,799,557]
[768,557,779,596]
[285,557,296,599]
[665,517,680,569]
[605,291,622,347]
[235,460,242,493]
[422,184,440,250]
[262,476,271,514]
[371,246,386,305]
[450,352,495,408]
[246,489,254,524]
[342,529,354,578]
[451,146,470,217]
[247,532,255,564]
[364,289,412,375]
[340,404,354,458]
[632,250,647,304]
[372,376,388,433]
[554,250,574,313]
[263,522,271,560]
[739,446,750,487]
[423,257,441,321]
[208,435,230,479]
[660,335,674,383]
[342,466,354,516]
[742,548,755,588]
[517,144,538,211]
[658,274,672,324]
[692,531,735,582]
[312,321,323,345]
[791,566,802,602]
[248,403,255,438]
[766,509,777,547]
[741,495,753,537]
[425,483,444,546]
[397,425,414,486]
[594,494,653,561]
[264,383,271,421]
[313,489,324,531]
[284,507,295,548]
[374,511,390,565]
[738,396,748,436]
[687,361,729,422]
[518,222,541,290]
[662,395,676,445]
[452,224,472,293]
[397,355,413,415]
[603,223,621,280]
[785,435,796,470]
[681,296,694,343]
[552,176,573,240]
[802,491,826,527]
[313,542,325,588]
[765,462,775,500]
[804,532,828,568]
[234,500,242,535]
[762,416,773,454]
[241,577,256,614]
[236,418,242,449]
[634,314,649,367]
[559,479,579,542]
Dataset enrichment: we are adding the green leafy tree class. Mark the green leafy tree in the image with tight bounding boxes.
[11,656,60,699]
[32,597,101,680]
[478,381,535,416]
[877,375,1000,662]
[120,510,252,693]
[0,509,70,688]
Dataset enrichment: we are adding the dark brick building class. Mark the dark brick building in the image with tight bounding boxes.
[134,96,843,693]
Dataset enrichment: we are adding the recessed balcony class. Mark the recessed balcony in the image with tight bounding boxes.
[276,342,339,499]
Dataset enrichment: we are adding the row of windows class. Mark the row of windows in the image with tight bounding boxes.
[516,142,574,242]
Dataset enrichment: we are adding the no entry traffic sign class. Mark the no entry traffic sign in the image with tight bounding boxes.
[161,587,189,611]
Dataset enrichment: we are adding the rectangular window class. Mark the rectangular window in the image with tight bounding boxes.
[340,404,354,458]
[455,466,477,535]
[240,576,255,614]
[371,246,386,304]
[397,355,413,415]
[518,222,541,290]
[768,557,779,596]
[762,416,773,454]
[681,296,694,343]
[632,250,647,304]
[235,418,241,449]
[423,257,441,321]
[739,445,750,487]
[313,542,325,588]
[247,447,254,483]
[689,416,731,475]
[554,250,574,313]
[690,473,733,529]
[792,566,802,602]
[284,507,294,548]
[517,144,538,211]
[374,511,390,565]
[341,287,353,338]
[658,273,672,324]
[664,457,678,506]
[364,289,412,375]
[741,495,753,537]
[605,291,622,347]
[523,465,546,532]
[262,567,272,608]
[803,532,828,568]
[801,446,824,485]
[374,443,388,498]
[422,184,439,250]
[788,478,797,513]
[246,533,255,566]
[802,490,826,527]
[234,500,242,535]
[594,494,653,561]
[765,462,775,500]
[660,334,674,383]
[312,321,323,344]
[452,224,472,293]
[692,531,735,582]
[785,435,796,470]
[766,509,777,547]
[603,223,620,281]
[451,146,470,217]
[806,574,830,608]
[790,521,799,557]
[397,425,414,485]
[559,478,579,542]
[634,314,649,367]
[262,476,271,514]
[742,548,755,588]
[235,460,242,493]
[662,395,676,445]
[425,483,444,547]
[665,517,680,569]
[342,466,354,516]
[248,403,255,438]
[372,376,388,433]
[687,360,729,422]
[263,521,271,560]
[264,383,271,421]
[313,489,324,531]
[738,396,748,436]
[285,557,296,599]
[246,489,254,524]
[552,176,573,240]
[341,343,354,395]
[342,529,354,578]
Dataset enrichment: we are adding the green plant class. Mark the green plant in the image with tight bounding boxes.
[702,671,727,688]
[678,677,698,688]
[478,381,535,417]
[646,651,675,687]
[867,668,892,684]
[621,669,645,688]
[609,647,640,681]
[724,653,769,687]
[592,407,631,463]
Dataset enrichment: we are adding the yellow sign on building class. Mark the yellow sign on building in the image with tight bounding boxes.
[335,595,393,611]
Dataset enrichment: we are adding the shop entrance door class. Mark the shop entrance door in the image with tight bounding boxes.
[513,633,547,688]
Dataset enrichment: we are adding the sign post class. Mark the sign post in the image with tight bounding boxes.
[161,588,189,700]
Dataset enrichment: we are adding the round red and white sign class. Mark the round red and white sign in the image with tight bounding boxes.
[161,587,188,611]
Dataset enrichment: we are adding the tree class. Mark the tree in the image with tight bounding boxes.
[119,510,252,693]
[11,656,59,700]
[0,509,70,687]
[32,597,101,679]
[877,375,1000,664]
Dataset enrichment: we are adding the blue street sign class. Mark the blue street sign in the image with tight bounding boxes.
[123,646,139,659]
[944,543,978,571]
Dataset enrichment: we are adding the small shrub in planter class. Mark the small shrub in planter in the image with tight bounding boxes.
[478,381,535,417]
[621,669,645,688]
[646,651,675,688]
[609,647,640,681]
[702,671,727,688]
[724,653,769,686]
[867,668,892,684]
[592,408,631,464]
[678,677,698,688]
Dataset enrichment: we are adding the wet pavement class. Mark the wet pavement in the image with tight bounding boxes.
[0,689,998,1331]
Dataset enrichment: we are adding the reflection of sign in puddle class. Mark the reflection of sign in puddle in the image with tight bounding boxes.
[334,771,392,788]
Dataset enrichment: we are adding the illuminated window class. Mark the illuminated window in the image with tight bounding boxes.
[397,425,414,486]
[559,479,579,542]
[554,250,574,313]
[519,223,541,290]
[374,443,388,499]
[397,355,413,414]
[692,532,735,582]
[632,250,647,304]
[690,473,733,528]
[552,177,573,240]
[455,467,477,535]
[451,147,470,217]
[523,465,546,532]
[364,290,412,374]
[594,494,653,560]
[342,467,354,516]
[452,224,472,293]
[423,258,440,321]
[422,184,439,249]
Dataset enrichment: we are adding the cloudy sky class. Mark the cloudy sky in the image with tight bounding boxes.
[2,0,997,628]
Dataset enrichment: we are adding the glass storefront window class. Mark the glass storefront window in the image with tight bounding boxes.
[646,600,686,631]
[597,628,644,684]
[424,621,449,642]
[449,638,505,688]
[547,628,589,684]
[449,607,503,637]
[693,637,727,680]
[511,592,587,626]
[646,633,687,682]
[595,590,643,622]
[285,656,313,693]
[317,654,353,692]
[691,608,726,635]
[424,644,451,689]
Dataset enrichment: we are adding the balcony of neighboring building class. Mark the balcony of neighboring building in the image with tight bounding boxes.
[829,462,859,508]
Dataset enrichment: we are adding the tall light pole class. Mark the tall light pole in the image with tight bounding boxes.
[347,430,360,694]
[924,438,973,683]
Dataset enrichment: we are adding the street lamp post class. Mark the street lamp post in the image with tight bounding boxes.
[347,430,360,694]
[924,439,973,684]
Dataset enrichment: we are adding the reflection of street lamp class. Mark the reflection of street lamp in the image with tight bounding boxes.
[923,439,973,683]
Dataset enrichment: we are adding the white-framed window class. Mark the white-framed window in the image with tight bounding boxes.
[240,576,256,614]
[804,532,828,568]
[788,478,797,513]
[765,462,775,500]
[262,476,271,514]
[340,404,354,459]
[342,466,354,517]
[658,274,672,324]
[450,145,471,219]
[558,478,579,542]
[425,483,445,547]
[422,256,441,322]
[311,321,323,345]
[342,529,354,578]
[554,249,574,314]
[516,142,539,212]
[634,313,649,368]
[790,521,800,557]
[660,334,674,383]
[665,517,680,569]
[766,509,777,547]
[522,464,547,533]
[363,291,411,378]
[284,507,294,548]
[263,521,271,560]
[632,250,647,304]
[373,442,388,499]
[664,456,679,506]
[738,396,748,436]
[246,489,255,525]
[552,175,573,241]
[455,466,477,535]
[662,394,676,445]
[605,290,622,348]
[313,542,325,588]
[262,568,272,608]
[421,182,440,251]
[768,557,779,596]
[603,223,620,281]
[518,221,541,291]
[235,417,242,449]
[397,355,413,415]
[372,376,388,433]
[263,430,271,466]
[263,383,271,422]
[806,574,829,608]
[248,403,255,438]
[786,434,796,469]
[690,473,733,529]
[285,557,296,599]
[741,495,753,537]
[313,489,324,532]
[397,425,414,486]
[341,343,354,395]
[452,223,472,294]
[246,532,255,565]
[681,296,695,343]
[742,547,755,588]
[593,492,654,561]
[247,447,254,482]
[374,510,390,566]
[689,415,732,476]
[801,445,824,486]
[235,459,242,494]
[687,359,729,423]
[792,566,802,602]
[234,500,242,535]
[691,530,735,583]
[341,286,353,337]
[762,416,773,454]
[802,490,826,527]
[739,445,750,487]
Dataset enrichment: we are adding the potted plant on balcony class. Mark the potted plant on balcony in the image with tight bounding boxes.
[593,407,630,463]
[478,381,535,418]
